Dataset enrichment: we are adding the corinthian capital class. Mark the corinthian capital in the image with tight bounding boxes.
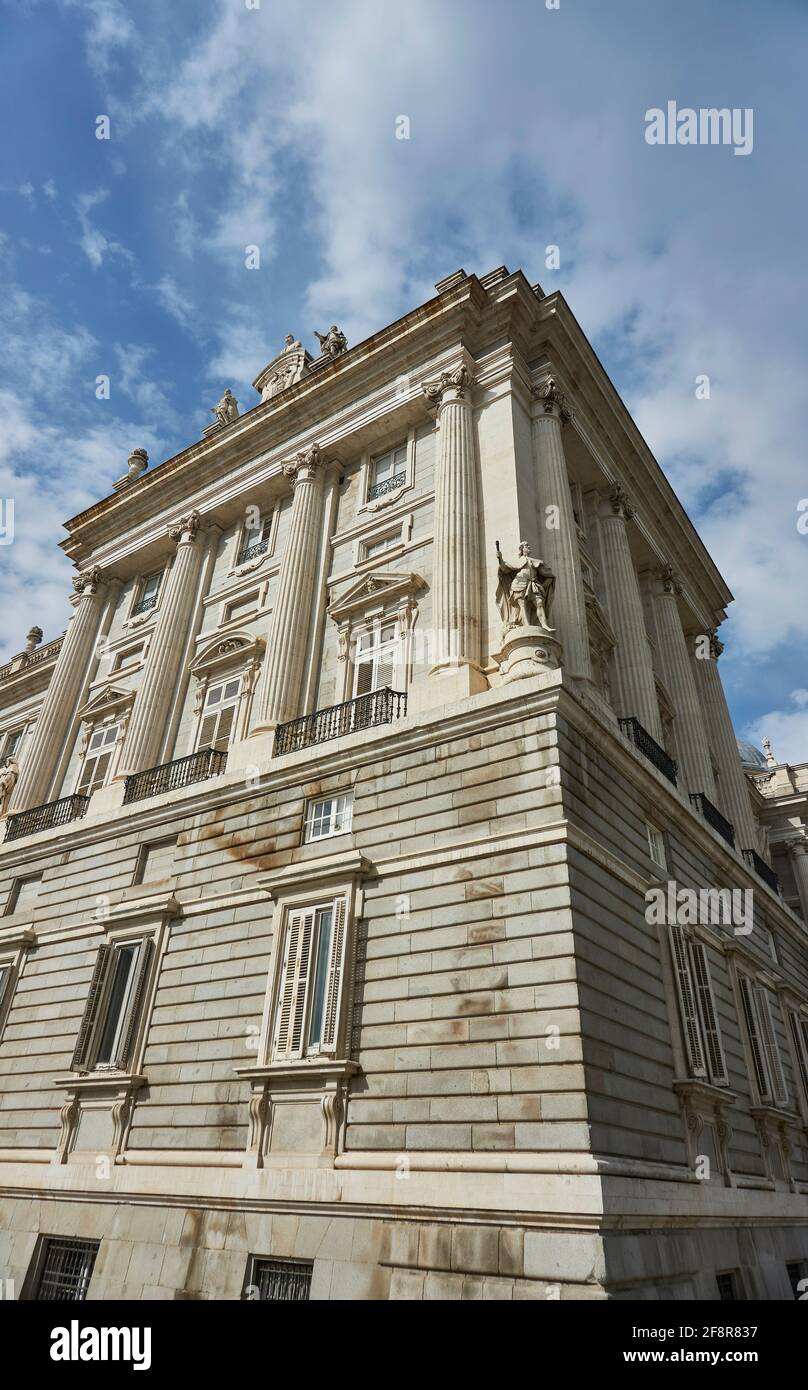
[607,483,635,521]
[533,376,572,424]
[283,441,327,487]
[168,510,201,544]
[658,563,683,595]
[72,565,104,595]
[421,364,473,409]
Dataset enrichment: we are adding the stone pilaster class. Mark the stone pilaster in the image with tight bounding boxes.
[532,379,592,683]
[10,567,109,811]
[651,566,716,799]
[690,632,759,850]
[597,486,662,740]
[257,444,330,729]
[422,364,484,689]
[786,838,808,923]
[117,512,207,777]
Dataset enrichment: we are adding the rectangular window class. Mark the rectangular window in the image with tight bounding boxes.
[224,591,260,625]
[32,1238,99,1301]
[272,898,347,1061]
[111,643,143,673]
[0,962,14,1034]
[243,1256,313,1301]
[304,793,353,843]
[363,532,399,560]
[716,1270,739,1301]
[132,570,162,617]
[77,724,119,795]
[71,938,155,1073]
[238,513,273,565]
[353,622,397,696]
[5,872,42,916]
[765,927,778,964]
[668,927,727,1085]
[1,728,23,759]
[368,444,407,500]
[786,1261,806,1300]
[738,976,789,1106]
[134,837,178,886]
[646,822,667,871]
[788,1011,808,1105]
[197,677,241,752]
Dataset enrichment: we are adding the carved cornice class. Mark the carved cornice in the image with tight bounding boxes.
[421,364,473,409]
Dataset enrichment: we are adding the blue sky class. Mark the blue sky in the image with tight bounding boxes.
[1,0,807,757]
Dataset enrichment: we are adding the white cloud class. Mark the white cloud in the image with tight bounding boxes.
[745,692,808,768]
[76,188,133,269]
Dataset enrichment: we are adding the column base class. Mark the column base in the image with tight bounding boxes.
[492,626,561,684]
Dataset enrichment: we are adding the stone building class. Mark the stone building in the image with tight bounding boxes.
[0,266,806,1302]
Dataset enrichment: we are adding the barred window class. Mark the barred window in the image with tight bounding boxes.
[34,1237,99,1301]
[243,1256,312,1301]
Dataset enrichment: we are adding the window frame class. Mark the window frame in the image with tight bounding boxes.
[242,1255,313,1301]
[358,428,415,513]
[269,895,348,1062]
[70,934,156,1076]
[645,821,667,872]
[304,793,353,844]
[25,1236,100,1302]
[130,569,163,619]
[352,617,399,698]
[75,720,121,796]
[668,926,728,1086]
[236,510,274,567]
[196,675,242,753]
[737,974,790,1108]
[4,871,43,917]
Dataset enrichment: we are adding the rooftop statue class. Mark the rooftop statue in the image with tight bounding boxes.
[314,325,348,359]
[212,388,239,428]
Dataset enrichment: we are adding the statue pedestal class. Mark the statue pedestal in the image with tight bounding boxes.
[493,625,561,684]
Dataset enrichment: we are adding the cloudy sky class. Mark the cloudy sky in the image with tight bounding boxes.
[1,0,806,757]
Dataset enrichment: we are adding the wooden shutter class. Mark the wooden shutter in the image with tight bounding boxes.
[690,943,728,1085]
[0,966,12,1021]
[376,652,394,690]
[320,898,348,1053]
[754,986,788,1106]
[77,750,111,795]
[273,909,315,1060]
[113,938,155,1071]
[738,976,770,1100]
[788,1012,808,1103]
[214,703,235,752]
[71,944,115,1071]
[355,659,374,697]
[198,712,218,749]
[668,926,706,1077]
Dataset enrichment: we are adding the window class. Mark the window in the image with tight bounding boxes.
[224,591,260,625]
[788,1010,808,1106]
[0,962,14,1033]
[243,1256,312,1301]
[646,822,667,871]
[198,678,241,752]
[1,728,23,760]
[132,570,162,617]
[71,938,155,1073]
[304,793,353,843]
[77,723,119,795]
[368,444,407,501]
[272,898,347,1060]
[716,1270,739,1301]
[668,927,728,1085]
[238,513,273,565]
[353,622,397,696]
[765,927,778,964]
[5,872,42,916]
[134,837,178,886]
[111,643,143,673]
[31,1238,99,1301]
[786,1261,806,1300]
[363,532,399,560]
[738,976,789,1106]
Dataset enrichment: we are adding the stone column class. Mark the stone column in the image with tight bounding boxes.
[10,567,109,811]
[422,364,485,690]
[690,632,759,850]
[786,838,808,922]
[597,486,662,740]
[651,566,717,799]
[257,443,330,729]
[118,511,207,777]
[532,378,592,683]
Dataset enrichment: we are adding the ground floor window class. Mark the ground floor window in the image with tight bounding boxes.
[243,1256,313,1301]
[32,1237,99,1301]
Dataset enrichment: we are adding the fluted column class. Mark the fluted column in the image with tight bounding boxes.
[597,486,662,740]
[422,364,482,673]
[257,444,330,729]
[786,838,808,922]
[118,511,207,776]
[690,631,759,850]
[532,378,592,682]
[10,567,109,811]
[651,566,716,799]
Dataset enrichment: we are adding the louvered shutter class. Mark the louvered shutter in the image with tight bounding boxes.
[754,986,788,1106]
[214,703,235,752]
[788,1013,808,1103]
[689,943,728,1085]
[0,966,12,1021]
[739,976,771,1100]
[261,514,273,542]
[355,659,374,697]
[113,939,155,1071]
[273,910,315,1060]
[71,944,115,1071]
[78,751,111,795]
[198,713,218,749]
[376,654,394,690]
[668,926,706,1077]
[319,898,348,1053]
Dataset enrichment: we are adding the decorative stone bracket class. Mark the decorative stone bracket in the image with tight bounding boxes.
[750,1105,799,1190]
[51,1073,147,1165]
[673,1079,736,1187]
[235,1059,361,1169]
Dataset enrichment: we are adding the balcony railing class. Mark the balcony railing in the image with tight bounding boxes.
[123,747,228,805]
[742,847,780,894]
[689,792,735,849]
[275,687,408,757]
[367,472,405,502]
[4,794,90,842]
[131,594,158,617]
[618,717,678,786]
[237,537,270,566]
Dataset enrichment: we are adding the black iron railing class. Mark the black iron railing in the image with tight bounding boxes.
[689,792,735,848]
[237,537,270,566]
[123,747,228,805]
[743,847,780,894]
[368,472,405,501]
[131,594,158,617]
[4,793,90,842]
[275,687,407,756]
[618,717,678,786]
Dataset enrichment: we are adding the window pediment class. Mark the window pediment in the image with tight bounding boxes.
[77,684,135,724]
[328,570,425,623]
[190,631,265,680]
